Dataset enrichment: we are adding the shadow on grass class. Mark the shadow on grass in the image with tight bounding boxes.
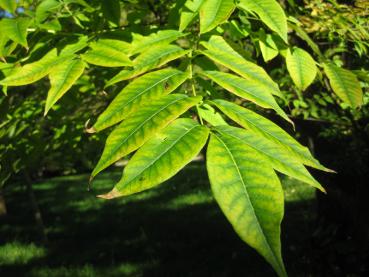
[0,164,317,277]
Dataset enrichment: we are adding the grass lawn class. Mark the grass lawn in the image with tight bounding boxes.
[0,163,318,276]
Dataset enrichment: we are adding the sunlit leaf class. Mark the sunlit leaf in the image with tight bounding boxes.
[0,18,31,47]
[323,63,363,108]
[286,47,317,91]
[207,132,287,277]
[179,0,206,31]
[214,125,325,192]
[45,59,85,115]
[238,0,288,43]
[211,99,331,172]
[202,71,291,124]
[0,0,17,13]
[100,119,209,198]
[91,94,201,179]
[200,0,235,34]
[200,36,283,98]
[91,68,190,132]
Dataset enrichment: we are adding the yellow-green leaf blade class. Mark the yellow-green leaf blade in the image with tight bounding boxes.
[286,48,317,91]
[0,18,31,47]
[238,0,288,43]
[45,59,86,115]
[323,63,363,108]
[91,94,201,179]
[0,49,66,86]
[211,99,331,172]
[203,71,291,123]
[106,44,190,86]
[81,40,132,67]
[130,30,184,55]
[199,0,235,34]
[179,0,206,31]
[102,119,209,198]
[91,68,190,132]
[200,36,283,98]
[207,133,287,277]
[214,125,325,192]
[0,0,17,13]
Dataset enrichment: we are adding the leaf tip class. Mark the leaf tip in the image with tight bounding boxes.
[84,119,96,133]
[97,188,121,200]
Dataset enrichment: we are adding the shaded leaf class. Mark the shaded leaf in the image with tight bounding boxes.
[101,0,121,26]
[214,125,325,192]
[202,71,291,124]
[211,99,331,171]
[91,94,201,179]
[101,119,209,198]
[200,0,235,34]
[286,48,317,91]
[91,68,190,132]
[207,132,287,277]
[238,0,288,43]
[323,63,363,108]
[45,59,85,115]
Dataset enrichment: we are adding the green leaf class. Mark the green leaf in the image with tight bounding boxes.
[179,0,205,31]
[106,44,190,86]
[202,71,291,124]
[35,0,60,23]
[0,0,16,13]
[323,63,363,108]
[100,119,209,199]
[238,0,288,43]
[91,94,201,179]
[211,99,331,172]
[198,104,228,126]
[101,0,121,26]
[130,30,185,55]
[207,132,287,277]
[199,0,235,34]
[286,48,317,91]
[200,36,283,98]
[0,49,67,86]
[214,125,325,192]
[45,59,85,115]
[258,31,279,62]
[81,39,132,67]
[90,68,190,132]
[0,18,31,47]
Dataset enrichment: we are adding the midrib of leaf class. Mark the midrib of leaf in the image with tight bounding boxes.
[51,60,78,94]
[213,133,280,267]
[108,97,188,160]
[124,125,198,184]
[100,71,182,125]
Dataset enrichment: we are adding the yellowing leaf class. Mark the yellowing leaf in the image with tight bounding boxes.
[207,132,287,277]
[286,48,317,91]
[238,0,288,43]
[106,44,189,86]
[0,49,66,86]
[211,99,331,172]
[101,119,209,198]
[199,0,235,34]
[0,18,31,47]
[91,68,190,132]
[45,59,85,115]
[130,30,184,55]
[200,36,283,98]
[214,125,325,192]
[81,39,132,67]
[202,71,292,124]
[91,94,201,179]
[323,63,363,108]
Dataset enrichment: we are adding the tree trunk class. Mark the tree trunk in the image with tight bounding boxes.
[24,172,48,244]
[0,188,6,216]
